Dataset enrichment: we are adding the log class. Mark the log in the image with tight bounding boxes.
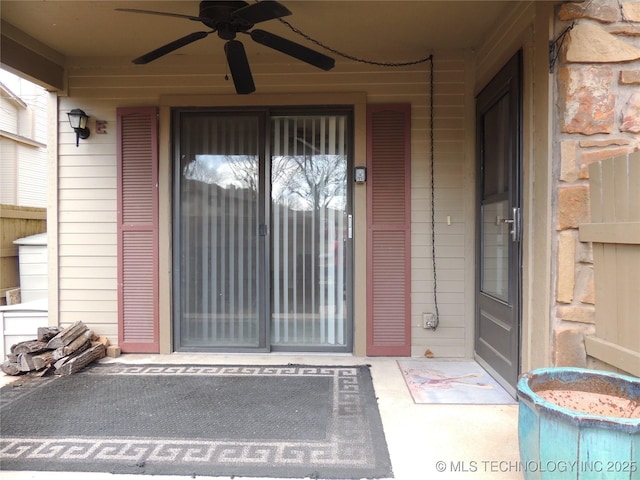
[93,336,110,348]
[33,351,55,370]
[52,330,93,361]
[1,360,21,376]
[53,339,91,361]
[55,343,105,376]
[30,366,51,377]
[38,326,62,342]
[17,350,55,371]
[17,353,36,372]
[53,356,68,371]
[11,340,49,355]
[46,321,89,349]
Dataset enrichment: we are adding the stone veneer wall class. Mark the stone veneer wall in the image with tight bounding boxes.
[552,0,640,370]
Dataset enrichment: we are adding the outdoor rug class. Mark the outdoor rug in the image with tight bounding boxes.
[397,360,516,405]
[0,364,393,479]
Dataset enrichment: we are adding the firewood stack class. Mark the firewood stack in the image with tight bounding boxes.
[1,321,107,376]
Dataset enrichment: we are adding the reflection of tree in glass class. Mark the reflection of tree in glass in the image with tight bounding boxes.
[182,157,223,185]
[184,155,262,194]
[223,155,259,192]
[184,152,346,213]
[273,154,346,211]
[222,155,294,206]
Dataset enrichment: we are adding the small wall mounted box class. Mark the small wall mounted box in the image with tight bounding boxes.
[354,166,367,183]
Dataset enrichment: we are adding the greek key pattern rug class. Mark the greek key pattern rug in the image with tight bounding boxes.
[0,364,393,478]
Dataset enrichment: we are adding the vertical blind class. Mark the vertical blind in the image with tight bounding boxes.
[270,115,348,347]
[179,114,260,347]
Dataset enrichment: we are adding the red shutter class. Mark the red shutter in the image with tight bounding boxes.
[366,104,411,356]
[117,107,159,352]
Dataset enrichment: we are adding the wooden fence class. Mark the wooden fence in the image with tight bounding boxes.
[0,205,46,305]
[579,151,640,376]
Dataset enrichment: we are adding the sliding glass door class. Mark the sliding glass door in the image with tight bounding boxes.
[173,109,351,352]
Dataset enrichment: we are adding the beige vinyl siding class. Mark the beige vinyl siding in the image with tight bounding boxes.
[20,87,48,208]
[0,138,17,203]
[17,147,47,208]
[56,104,118,339]
[0,99,20,132]
[0,134,48,208]
[1,78,48,208]
[59,50,470,356]
[409,55,468,358]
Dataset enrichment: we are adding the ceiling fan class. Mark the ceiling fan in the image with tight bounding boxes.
[117,0,335,94]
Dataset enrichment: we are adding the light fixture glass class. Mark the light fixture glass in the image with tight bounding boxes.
[67,108,91,147]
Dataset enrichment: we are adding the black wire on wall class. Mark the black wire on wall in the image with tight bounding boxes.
[428,57,439,331]
[278,16,440,330]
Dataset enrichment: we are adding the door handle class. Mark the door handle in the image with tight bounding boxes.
[503,207,520,242]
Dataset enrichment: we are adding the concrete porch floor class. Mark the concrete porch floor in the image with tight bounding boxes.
[1,354,523,480]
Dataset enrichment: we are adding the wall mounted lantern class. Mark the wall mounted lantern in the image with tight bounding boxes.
[67,108,91,147]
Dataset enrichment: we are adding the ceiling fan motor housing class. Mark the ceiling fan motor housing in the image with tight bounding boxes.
[199,1,253,35]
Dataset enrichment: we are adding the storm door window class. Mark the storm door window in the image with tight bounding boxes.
[481,94,510,302]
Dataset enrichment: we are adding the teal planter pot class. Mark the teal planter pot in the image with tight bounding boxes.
[517,368,639,480]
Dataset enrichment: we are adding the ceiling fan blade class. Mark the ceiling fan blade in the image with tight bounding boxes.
[133,32,210,64]
[232,1,291,26]
[249,30,335,71]
[115,8,202,22]
[224,40,256,94]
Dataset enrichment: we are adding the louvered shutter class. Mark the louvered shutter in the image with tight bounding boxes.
[117,107,159,352]
[366,104,411,356]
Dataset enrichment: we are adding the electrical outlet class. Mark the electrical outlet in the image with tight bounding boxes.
[422,312,435,329]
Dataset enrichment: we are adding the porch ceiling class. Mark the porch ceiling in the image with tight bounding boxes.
[1,1,515,87]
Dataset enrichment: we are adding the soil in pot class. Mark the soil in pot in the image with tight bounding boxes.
[536,388,640,418]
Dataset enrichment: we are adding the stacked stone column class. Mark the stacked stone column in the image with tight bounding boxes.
[552,1,640,368]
